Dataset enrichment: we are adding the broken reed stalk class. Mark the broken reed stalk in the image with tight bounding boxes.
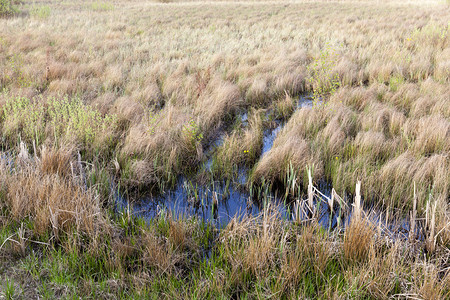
[49,207,59,242]
[377,212,383,238]
[293,199,301,224]
[78,151,86,187]
[427,200,437,253]
[18,223,26,256]
[385,205,390,229]
[18,141,29,162]
[409,182,417,242]
[328,190,335,212]
[332,188,343,228]
[307,167,314,218]
[354,181,362,221]
[328,190,335,231]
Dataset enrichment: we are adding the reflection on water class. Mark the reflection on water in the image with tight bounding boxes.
[115,172,418,238]
[262,124,282,155]
[115,177,289,229]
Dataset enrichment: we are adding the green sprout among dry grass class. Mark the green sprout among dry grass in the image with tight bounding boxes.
[0,0,449,298]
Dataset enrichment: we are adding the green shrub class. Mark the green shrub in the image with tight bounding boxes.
[307,44,341,103]
[48,97,118,149]
[389,74,405,92]
[0,0,18,16]
[1,96,118,154]
[182,119,203,148]
[2,96,45,144]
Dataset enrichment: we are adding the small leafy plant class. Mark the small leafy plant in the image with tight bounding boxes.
[182,119,203,146]
[147,111,160,135]
[30,5,51,19]
[389,74,405,92]
[48,97,117,148]
[307,44,341,103]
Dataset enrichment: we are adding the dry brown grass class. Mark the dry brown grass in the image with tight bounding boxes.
[0,158,105,239]
[0,5,449,298]
[276,223,333,294]
[214,200,449,298]
[39,145,74,177]
[343,215,375,263]
[220,208,283,283]
[0,166,448,298]
[356,242,404,299]
[413,263,450,300]
[262,75,449,209]
[253,106,325,182]
[142,227,182,276]
[196,76,244,130]
[0,0,448,210]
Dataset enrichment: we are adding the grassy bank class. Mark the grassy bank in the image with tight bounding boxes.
[0,147,448,298]
[0,0,449,298]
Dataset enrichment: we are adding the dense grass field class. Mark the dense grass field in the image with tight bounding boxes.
[0,0,449,298]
